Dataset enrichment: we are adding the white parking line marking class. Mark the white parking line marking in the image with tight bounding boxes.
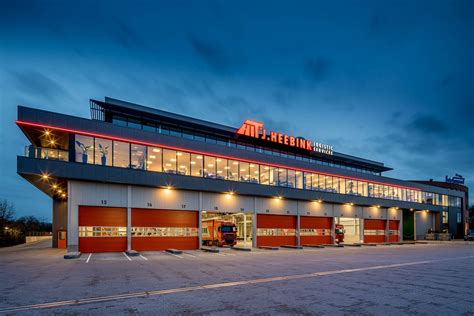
[85,253,92,263]
[139,254,148,261]
[122,252,132,261]
[166,252,183,259]
[2,255,472,313]
[183,253,196,258]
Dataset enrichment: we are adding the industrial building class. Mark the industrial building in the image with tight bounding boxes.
[16,97,466,253]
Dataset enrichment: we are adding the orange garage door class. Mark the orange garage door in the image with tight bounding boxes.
[388,220,400,242]
[131,209,199,251]
[257,214,296,247]
[300,216,332,245]
[364,219,386,243]
[78,206,127,253]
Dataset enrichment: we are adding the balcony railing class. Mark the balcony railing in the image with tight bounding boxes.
[25,146,68,161]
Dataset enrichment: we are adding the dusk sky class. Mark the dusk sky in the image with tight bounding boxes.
[0,0,472,221]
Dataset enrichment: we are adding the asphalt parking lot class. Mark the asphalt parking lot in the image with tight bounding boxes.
[1,240,473,315]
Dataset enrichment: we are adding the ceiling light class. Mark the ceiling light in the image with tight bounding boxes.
[61,193,66,198]
[152,148,160,152]
[176,152,182,156]
[41,174,49,180]
[57,189,62,193]
[190,161,196,164]
[196,155,202,159]
[149,155,156,159]
[170,158,176,162]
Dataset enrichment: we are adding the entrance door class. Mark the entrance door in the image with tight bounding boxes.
[78,206,127,253]
[57,230,67,249]
[336,217,361,244]
[388,220,400,242]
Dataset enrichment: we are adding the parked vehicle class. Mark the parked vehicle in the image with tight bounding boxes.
[464,230,474,241]
[202,219,237,247]
[335,224,345,244]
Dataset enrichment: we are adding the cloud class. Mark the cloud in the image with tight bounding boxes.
[8,70,71,103]
[188,33,244,74]
[114,19,148,50]
[404,114,449,136]
[304,57,331,82]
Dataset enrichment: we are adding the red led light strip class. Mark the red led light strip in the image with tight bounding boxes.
[16,120,421,191]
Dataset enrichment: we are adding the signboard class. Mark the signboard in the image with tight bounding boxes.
[236,120,333,155]
[445,174,465,184]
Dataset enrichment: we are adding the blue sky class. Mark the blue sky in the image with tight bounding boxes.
[0,0,472,221]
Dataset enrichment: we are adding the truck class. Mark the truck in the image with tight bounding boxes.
[335,224,345,244]
[202,219,237,247]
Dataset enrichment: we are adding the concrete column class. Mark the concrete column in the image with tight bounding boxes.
[399,209,403,242]
[67,180,79,252]
[331,217,336,244]
[243,214,247,245]
[413,212,417,241]
[360,218,364,243]
[198,192,202,249]
[127,185,131,251]
[252,196,257,248]
[296,201,301,246]
[385,216,389,243]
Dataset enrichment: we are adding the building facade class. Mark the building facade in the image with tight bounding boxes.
[16,97,466,252]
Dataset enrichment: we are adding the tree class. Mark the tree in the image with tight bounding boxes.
[0,199,16,230]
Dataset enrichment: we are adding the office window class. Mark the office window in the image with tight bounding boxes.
[326,176,334,193]
[170,127,182,138]
[112,116,127,127]
[191,154,203,177]
[163,149,177,173]
[287,170,296,188]
[339,178,346,195]
[143,122,156,132]
[228,160,239,181]
[94,138,112,166]
[346,180,355,194]
[457,211,462,223]
[318,175,326,191]
[304,173,312,190]
[278,168,287,187]
[358,181,367,197]
[295,171,303,189]
[204,156,216,178]
[128,119,142,130]
[240,162,250,182]
[131,144,146,170]
[269,167,278,186]
[75,135,94,164]
[177,152,190,175]
[113,141,130,168]
[311,174,319,191]
[260,165,270,185]
[249,163,259,183]
[147,147,162,172]
[216,158,228,180]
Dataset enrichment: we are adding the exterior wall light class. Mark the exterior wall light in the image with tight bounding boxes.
[317,199,322,203]
[41,174,49,180]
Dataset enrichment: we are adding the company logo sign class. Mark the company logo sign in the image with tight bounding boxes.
[236,120,333,155]
[446,174,465,184]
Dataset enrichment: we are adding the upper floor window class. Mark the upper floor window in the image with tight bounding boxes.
[75,135,94,164]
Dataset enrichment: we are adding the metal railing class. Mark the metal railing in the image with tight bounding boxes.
[25,146,68,161]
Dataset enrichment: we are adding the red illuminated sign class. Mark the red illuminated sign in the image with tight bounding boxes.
[236,120,333,155]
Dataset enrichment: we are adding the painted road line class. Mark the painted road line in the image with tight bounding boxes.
[122,252,132,261]
[85,253,92,263]
[1,255,472,314]
[166,252,183,259]
[139,254,148,261]
[183,253,196,258]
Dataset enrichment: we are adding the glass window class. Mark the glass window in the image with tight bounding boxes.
[204,156,216,178]
[278,168,287,187]
[147,147,162,172]
[325,176,334,193]
[304,173,312,190]
[75,135,94,164]
[170,127,182,137]
[194,133,205,142]
[113,141,130,168]
[128,119,142,130]
[182,130,194,140]
[260,165,270,185]
[249,163,259,183]
[177,151,190,175]
[131,144,146,170]
[358,181,367,197]
[269,167,278,186]
[112,116,127,127]
[311,173,319,191]
[295,171,303,189]
[240,162,250,182]
[163,149,177,173]
[346,180,355,194]
[160,125,170,135]
[339,178,346,195]
[143,122,156,132]
[228,160,239,181]
[191,154,203,177]
[287,170,296,188]
[94,138,112,166]
[318,175,326,191]
[216,158,228,180]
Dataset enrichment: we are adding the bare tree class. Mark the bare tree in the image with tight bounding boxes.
[0,199,16,229]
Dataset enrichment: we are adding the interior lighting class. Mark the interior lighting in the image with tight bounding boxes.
[170,158,176,162]
[190,161,196,165]
[149,155,156,159]
[196,155,202,159]
[152,148,160,152]
[176,152,182,156]
[208,164,214,167]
